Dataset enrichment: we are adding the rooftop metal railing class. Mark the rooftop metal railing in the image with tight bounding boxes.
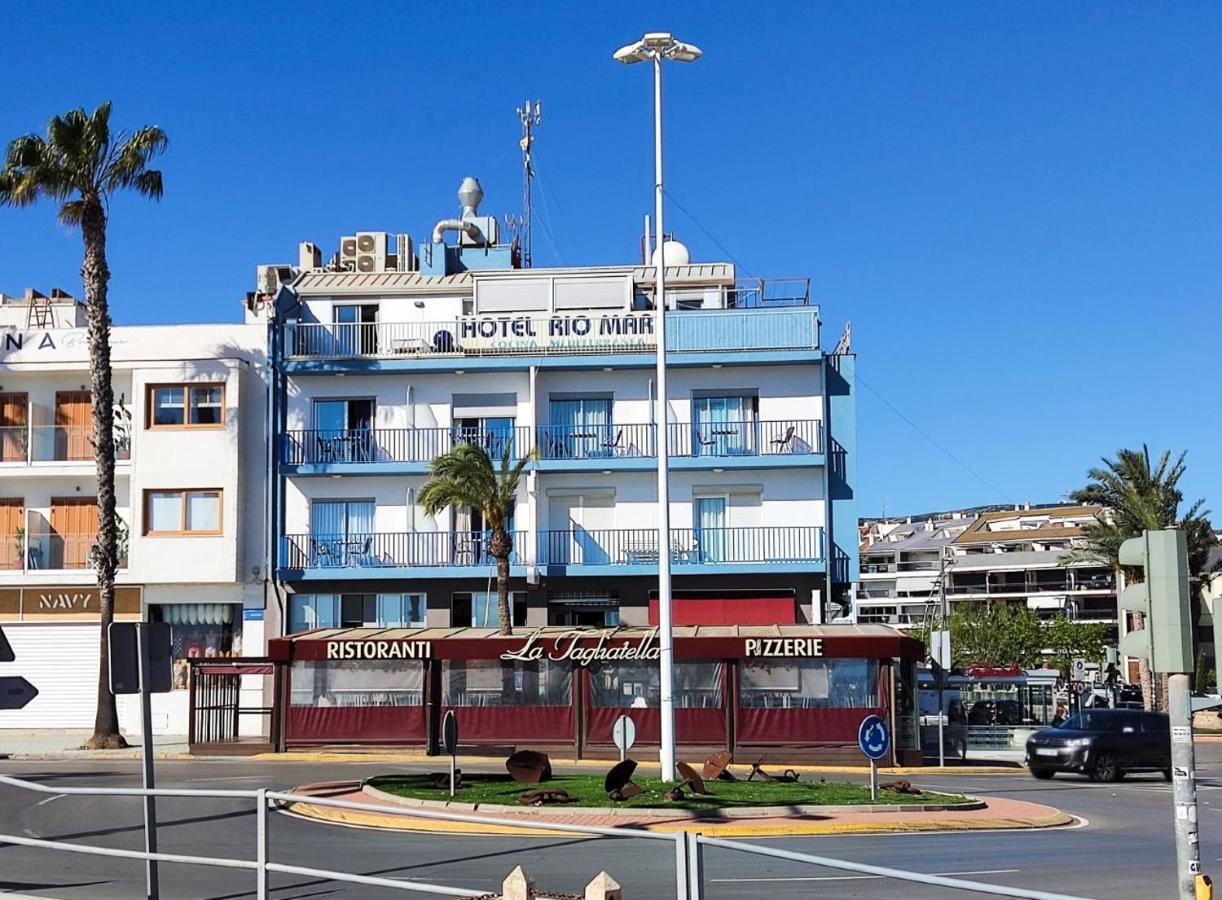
[285,307,820,360]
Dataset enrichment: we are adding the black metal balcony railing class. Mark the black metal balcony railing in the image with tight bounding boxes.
[283,420,823,466]
[666,419,822,457]
[535,423,655,460]
[283,426,531,466]
[537,526,825,567]
[281,531,526,570]
[947,574,1116,596]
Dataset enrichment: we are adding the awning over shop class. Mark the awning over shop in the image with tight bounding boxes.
[647,595,797,626]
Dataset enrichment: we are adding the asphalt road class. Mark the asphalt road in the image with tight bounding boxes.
[2,747,1221,900]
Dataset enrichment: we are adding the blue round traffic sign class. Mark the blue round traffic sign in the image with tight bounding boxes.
[858,714,890,761]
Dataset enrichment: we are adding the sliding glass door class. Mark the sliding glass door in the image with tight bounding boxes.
[548,398,613,458]
[310,500,375,566]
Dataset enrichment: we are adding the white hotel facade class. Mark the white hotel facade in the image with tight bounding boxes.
[258,180,860,636]
[0,290,267,734]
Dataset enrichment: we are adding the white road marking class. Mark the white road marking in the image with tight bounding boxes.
[34,794,64,808]
[712,868,1022,883]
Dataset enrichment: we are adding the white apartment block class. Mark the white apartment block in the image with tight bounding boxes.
[0,290,268,734]
[857,504,1118,632]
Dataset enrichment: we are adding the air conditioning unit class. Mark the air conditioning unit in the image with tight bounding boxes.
[355,231,390,273]
[256,264,292,296]
[339,236,358,271]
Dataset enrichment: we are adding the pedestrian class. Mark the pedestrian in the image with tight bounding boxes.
[947,699,968,759]
[1051,703,1068,727]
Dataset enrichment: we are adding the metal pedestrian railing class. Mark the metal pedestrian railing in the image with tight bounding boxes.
[0,773,1093,900]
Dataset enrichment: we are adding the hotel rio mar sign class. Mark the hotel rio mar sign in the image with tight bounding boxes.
[457,311,656,354]
[321,629,824,664]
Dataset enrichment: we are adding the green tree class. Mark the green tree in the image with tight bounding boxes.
[1043,617,1109,674]
[1066,446,1218,709]
[0,102,167,749]
[419,444,531,635]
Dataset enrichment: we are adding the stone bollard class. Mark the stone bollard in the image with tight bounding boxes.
[585,871,622,900]
[502,865,536,900]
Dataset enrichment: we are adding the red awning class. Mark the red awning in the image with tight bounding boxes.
[648,595,797,626]
[197,663,274,676]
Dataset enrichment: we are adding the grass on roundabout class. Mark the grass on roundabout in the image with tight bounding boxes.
[369,773,970,810]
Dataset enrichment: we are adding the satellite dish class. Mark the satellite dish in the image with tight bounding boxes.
[651,239,690,267]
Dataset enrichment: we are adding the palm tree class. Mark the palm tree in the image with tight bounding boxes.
[419,443,532,635]
[1067,446,1217,709]
[0,103,167,749]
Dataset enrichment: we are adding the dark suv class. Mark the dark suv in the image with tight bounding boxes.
[1025,709,1170,781]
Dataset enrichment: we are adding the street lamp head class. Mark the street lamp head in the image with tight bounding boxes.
[613,32,702,65]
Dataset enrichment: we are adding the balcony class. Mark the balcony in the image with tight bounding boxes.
[280,530,528,579]
[537,526,825,575]
[282,420,823,473]
[283,307,820,369]
[279,526,824,578]
[4,532,129,573]
[0,425,131,466]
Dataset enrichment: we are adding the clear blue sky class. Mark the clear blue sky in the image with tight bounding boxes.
[2,2,1218,520]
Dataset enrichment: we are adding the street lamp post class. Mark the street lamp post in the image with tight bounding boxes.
[614,31,702,781]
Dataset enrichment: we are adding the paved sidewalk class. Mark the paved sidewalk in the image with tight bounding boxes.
[0,730,188,759]
[281,780,1073,838]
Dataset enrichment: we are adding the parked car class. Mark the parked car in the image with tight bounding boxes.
[968,699,1026,725]
[1025,709,1170,781]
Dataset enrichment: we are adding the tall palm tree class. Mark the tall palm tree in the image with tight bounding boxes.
[1067,446,1217,709]
[0,102,167,749]
[419,443,532,635]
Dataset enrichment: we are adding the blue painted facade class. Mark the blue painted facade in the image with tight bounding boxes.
[262,197,858,631]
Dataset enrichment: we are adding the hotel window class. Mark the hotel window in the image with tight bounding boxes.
[452,591,527,629]
[144,489,223,535]
[147,384,226,429]
[289,593,424,633]
[150,603,242,691]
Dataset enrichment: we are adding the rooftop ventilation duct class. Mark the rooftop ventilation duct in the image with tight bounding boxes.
[433,176,489,245]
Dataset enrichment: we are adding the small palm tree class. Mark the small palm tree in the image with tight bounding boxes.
[419,443,532,635]
[0,102,167,749]
[1067,446,1217,709]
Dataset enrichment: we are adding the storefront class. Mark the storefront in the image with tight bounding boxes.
[268,624,924,766]
[0,585,143,728]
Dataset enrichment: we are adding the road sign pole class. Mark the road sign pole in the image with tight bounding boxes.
[869,759,877,802]
[137,623,160,900]
[1169,672,1200,899]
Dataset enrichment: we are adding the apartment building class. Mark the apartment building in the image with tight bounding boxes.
[255,178,858,640]
[857,504,1117,633]
[0,291,268,733]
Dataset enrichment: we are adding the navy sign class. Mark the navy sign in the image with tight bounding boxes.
[858,714,890,761]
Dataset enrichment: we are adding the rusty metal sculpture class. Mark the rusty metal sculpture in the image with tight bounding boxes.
[703,750,736,782]
[506,749,553,784]
[676,762,708,795]
[604,759,644,802]
[879,779,921,795]
[518,788,577,806]
[747,757,800,783]
[430,769,462,791]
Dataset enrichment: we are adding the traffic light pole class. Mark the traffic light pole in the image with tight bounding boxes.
[1168,672,1201,900]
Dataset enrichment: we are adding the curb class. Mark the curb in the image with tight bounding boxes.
[245,750,1020,776]
[277,781,1073,838]
[361,781,986,819]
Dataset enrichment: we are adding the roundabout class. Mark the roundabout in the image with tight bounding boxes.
[277,772,1074,838]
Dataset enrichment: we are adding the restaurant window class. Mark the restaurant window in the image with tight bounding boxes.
[289,593,425,633]
[290,660,423,707]
[147,384,226,429]
[144,489,222,535]
[441,659,571,707]
[588,660,723,709]
[739,658,879,709]
[452,591,527,628]
[151,603,242,691]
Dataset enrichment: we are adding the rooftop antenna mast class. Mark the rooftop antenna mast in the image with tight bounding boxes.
[516,99,542,268]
